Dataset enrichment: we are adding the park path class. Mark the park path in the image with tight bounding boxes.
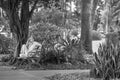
[0,60,89,80]
[0,68,90,80]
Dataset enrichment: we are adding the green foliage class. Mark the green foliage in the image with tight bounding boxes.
[1,53,41,69]
[30,23,61,43]
[106,31,120,46]
[0,17,9,30]
[30,23,68,64]
[31,8,64,27]
[111,0,120,20]
[31,5,80,29]
[71,29,79,37]
[90,41,120,79]
[0,34,14,54]
[59,34,80,49]
[1,54,13,62]
[98,0,120,31]
[55,33,88,64]
[40,49,66,64]
[37,29,85,65]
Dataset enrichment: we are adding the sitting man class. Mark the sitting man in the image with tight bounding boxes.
[20,36,42,58]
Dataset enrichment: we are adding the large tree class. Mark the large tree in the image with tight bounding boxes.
[0,0,62,58]
[0,0,38,57]
[81,0,92,54]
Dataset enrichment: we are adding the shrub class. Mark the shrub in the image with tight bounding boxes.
[1,54,41,69]
[40,49,66,64]
[71,30,79,37]
[0,34,14,54]
[90,41,120,80]
[40,42,66,65]
[56,34,88,64]
[106,31,120,46]
[39,33,85,65]
[1,54,13,62]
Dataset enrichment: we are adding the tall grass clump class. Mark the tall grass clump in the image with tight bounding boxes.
[90,41,120,80]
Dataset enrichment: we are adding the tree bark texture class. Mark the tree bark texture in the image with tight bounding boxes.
[9,0,29,57]
[0,0,39,57]
[0,0,30,57]
[81,0,92,54]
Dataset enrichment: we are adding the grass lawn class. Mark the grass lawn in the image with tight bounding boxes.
[43,72,120,80]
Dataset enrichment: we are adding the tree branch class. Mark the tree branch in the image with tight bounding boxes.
[29,0,39,18]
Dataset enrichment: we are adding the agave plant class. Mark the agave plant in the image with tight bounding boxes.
[91,41,120,80]
[54,33,87,64]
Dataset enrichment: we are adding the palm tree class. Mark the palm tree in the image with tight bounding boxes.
[81,0,92,54]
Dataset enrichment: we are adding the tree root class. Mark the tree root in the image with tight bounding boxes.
[6,57,41,69]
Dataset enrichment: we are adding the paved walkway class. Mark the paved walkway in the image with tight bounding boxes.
[0,69,90,80]
[0,60,90,80]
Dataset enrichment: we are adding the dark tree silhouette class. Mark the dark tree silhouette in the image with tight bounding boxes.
[81,0,92,54]
[0,0,38,57]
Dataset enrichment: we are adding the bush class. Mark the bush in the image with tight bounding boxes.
[106,31,120,46]
[55,34,88,65]
[1,54,41,69]
[40,50,66,64]
[1,54,14,63]
[0,34,14,54]
[71,30,79,37]
[39,33,86,65]
[40,44,66,65]
[90,41,120,80]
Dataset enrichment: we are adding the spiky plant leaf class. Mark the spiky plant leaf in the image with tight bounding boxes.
[91,41,120,79]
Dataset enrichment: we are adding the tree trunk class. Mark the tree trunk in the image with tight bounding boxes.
[14,38,22,57]
[8,0,29,57]
[81,0,92,54]
[14,0,29,57]
[0,0,38,58]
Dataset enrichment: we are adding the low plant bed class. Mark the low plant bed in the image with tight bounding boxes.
[36,63,94,70]
[2,62,94,70]
[0,55,94,70]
